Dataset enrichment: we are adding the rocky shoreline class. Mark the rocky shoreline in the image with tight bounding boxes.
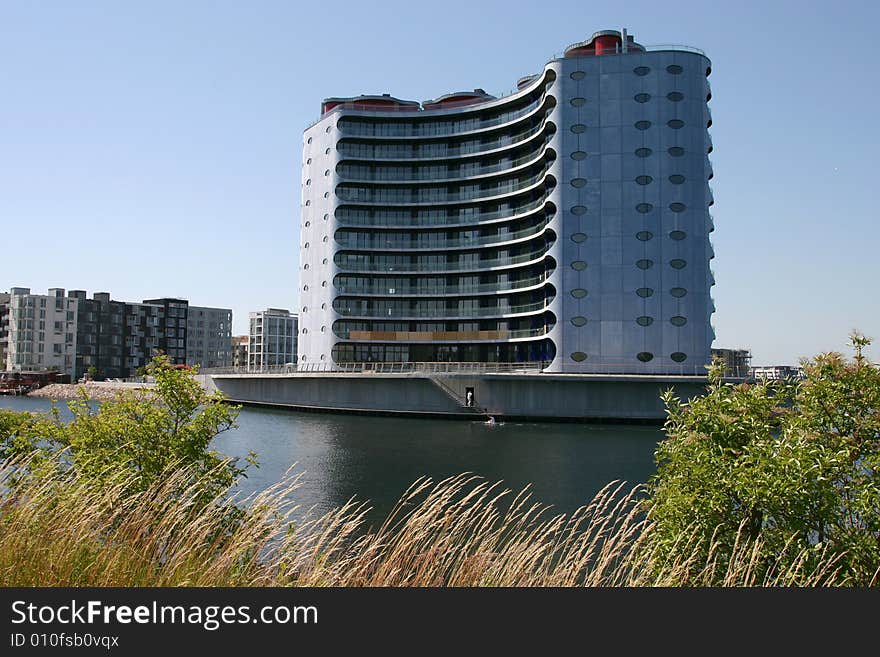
[27,382,155,402]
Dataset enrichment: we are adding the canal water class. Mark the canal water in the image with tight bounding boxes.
[0,396,665,526]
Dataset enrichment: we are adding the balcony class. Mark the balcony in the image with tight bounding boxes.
[334,219,550,252]
[338,326,552,342]
[332,300,551,320]
[333,274,551,297]
[336,196,550,229]
[334,247,552,274]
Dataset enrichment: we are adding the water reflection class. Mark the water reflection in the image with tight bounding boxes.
[1,397,664,527]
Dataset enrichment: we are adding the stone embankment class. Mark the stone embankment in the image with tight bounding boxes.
[28,382,155,402]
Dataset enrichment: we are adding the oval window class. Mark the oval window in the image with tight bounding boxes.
[324,169,330,176]
[571,288,588,299]
[571,261,587,271]
[571,124,587,134]
[571,151,587,160]
[306,158,312,164]
[635,147,653,157]
[670,287,687,298]
[303,263,309,270]
[667,92,684,101]
[636,316,654,327]
[636,203,654,213]
[636,287,654,298]
[668,174,686,184]
[636,231,653,241]
[669,202,686,212]
[671,352,687,362]
[305,179,311,185]
[636,259,654,270]
[323,213,329,221]
[322,258,328,265]
[571,178,587,188]
[633,66,650,76]
[668,146,685,156]
[307,137,312,144]
[571,352,588,362]
[635,175,653,185]
[670,316,687,326]
[571,205,587,215]
[570,71,586,80]
[325,148,331,154]
[669,230,686,240]
[670,259,687,269]
[571,316,587,327]
[634,93,651,103]
[571,232,587,243]
[571,97,586,107]
[304,221,310,227]
[305,200,311,206]
[637,352,654,362]
[634,120,651,130]
[667,119,684,129]
[666,64,683,75]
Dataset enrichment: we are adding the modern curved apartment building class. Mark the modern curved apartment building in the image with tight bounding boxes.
[299,29,715,373]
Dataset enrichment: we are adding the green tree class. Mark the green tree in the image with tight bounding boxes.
[2,355,251,504]
[646,333,880,585]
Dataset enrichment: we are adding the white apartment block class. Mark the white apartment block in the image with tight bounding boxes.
[5,287,78,377]
[248,309,298,370]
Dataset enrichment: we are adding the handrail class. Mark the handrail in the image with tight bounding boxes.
[334,248,551,273]
[204,361,549,375]
[331,300,550,319]
[334,273,550,296]
[338,327,551,341]
[335,219,548,250]
[336,196,549,228]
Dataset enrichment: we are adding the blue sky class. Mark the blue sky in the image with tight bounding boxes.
[1,0,877,365]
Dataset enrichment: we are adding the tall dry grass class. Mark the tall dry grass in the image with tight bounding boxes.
[0,458,850,587]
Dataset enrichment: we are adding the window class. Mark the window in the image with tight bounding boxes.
[636,259,653,269]
[307,137,312,144]
[635,147,652,157]
[571,124,586,134]
[303,285,309,291]
[667,91,684,102]
[634,120,651,130]
[634,93,651,103]
[669,202,686,212]
[637,352,654,362]
[325,169,330,176]
[571,205,587,216]
[571,178,587,188]
[635,175,652,185]
[570,316,587,327]
[633,66,650,76]
[325,148,331,154]
[571,97,586,107]
[571,261,587,271]
[670,316,687,326]
[306,158,312,164]
[636,231,653,241]
[636,287,654,298]
[667,119,684,129]
[570,288,588,299]
[304,221,310,227]
[570,352,587,362]
[571,232,587,243]
[636,203,653,213]
[571,151,587,160]
[306,179,311,185]
[668,146,685,156]
[325,126,331,133]
[666,64,683,75]
[669,230,686,240]
[570,71,586,80]
[636,316,653,326]
[323,213,329,221]
[670,259,687,269]
[668,174,686,184]
[671,352,687,362]
[670,287,687,298]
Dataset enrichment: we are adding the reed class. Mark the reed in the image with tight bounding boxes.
[0,458,852,587]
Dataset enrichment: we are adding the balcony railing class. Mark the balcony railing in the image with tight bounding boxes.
[338,96,545,138]
[334,248,551,273]
[335,219,549,251]
[337,119,551,161]
[332,300,550,319]
[333,274,551,297]
[337,327,552,341]
[336,197,550,229]
[204,361,548,375]
[336,168,551,205]
[336,146,550,183]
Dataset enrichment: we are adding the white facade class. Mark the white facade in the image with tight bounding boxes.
[186,306,233,368]
[248,309,298,370]
[5,287,78,377]
[299,30,715,373]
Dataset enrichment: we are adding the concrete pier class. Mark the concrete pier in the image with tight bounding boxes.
[200,372,711,423]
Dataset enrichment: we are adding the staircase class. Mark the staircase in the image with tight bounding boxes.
[428,376,485,415]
